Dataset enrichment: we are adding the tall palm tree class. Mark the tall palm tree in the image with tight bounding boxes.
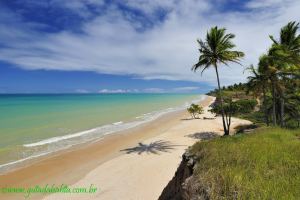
[269,21,300,127]
[258,54,280,126]
[247,53,281,126]
[269,21,300,65]
[246,64,270,125]
[192,26,244,135]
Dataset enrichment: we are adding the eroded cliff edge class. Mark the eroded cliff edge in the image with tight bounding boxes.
[158,151,209,200]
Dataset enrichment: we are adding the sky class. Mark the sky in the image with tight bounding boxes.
[0,0,299,94]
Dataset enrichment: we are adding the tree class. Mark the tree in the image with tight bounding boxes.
[257,54,280,126]
[187,104,204,119]
[192,26,244,135]
[210,98,240,133]
[269,21,300,127]
[246,64,270,125]
[245,21,300,128]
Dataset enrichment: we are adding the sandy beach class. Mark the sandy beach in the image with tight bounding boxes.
[0,96,251,200]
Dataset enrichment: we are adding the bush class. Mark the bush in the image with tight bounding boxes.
[235,99,257,113]
[210,100,240,116]
[211,99,257,115]
[187,104,204,119]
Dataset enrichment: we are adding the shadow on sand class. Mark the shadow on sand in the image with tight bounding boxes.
[203,117,216,120]
[120,140,182,155]
[181,118,198,121]
[181,117,216,121]
[185,131,219,140]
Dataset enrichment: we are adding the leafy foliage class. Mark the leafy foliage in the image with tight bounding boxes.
[187,104,204,119]
[192,26,244,73]
[235,99,257,113]
[246,21,300,127]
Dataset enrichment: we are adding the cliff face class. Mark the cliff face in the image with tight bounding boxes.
[158,152,209,200]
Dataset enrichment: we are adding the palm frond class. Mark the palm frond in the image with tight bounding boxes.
[192,26,244,75]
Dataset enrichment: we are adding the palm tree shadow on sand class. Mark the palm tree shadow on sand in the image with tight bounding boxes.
[120,140,182,155]
[185,132,220,140]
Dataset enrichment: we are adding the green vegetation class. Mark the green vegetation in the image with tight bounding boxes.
[245,21,300,128]
[185,22,300,200]
[187,104,204,119]
[207,83,249,99]
[204,22,300,129]
[207,83,269,127]
[209,98,257,131]
[234,99,257,113]
[192,26,244,135]
[189,128,300,200]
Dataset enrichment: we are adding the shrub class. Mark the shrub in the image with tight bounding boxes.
[235,99,257,113]
[187,104,204,119]
[211,98,257,114]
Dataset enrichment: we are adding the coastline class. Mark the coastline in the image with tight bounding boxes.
[0,94,203,174]
[0,95,251,200]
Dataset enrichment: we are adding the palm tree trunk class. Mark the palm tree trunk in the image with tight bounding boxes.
[280,96,285,128]
[262,88,269,126]
[271,81,277,126]
[214,64,229,135]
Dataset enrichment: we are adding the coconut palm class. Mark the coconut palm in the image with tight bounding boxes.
[246,64,270,125]
[192,26,244,135]
[269,21,300,65]
[258,54,281,126]
[269,21,300,127]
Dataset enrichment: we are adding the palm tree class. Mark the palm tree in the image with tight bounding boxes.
[258,54,280,126]
[246,64,270,125]
[269,21,300,65]
[192,26,244,135]
[269,21,300,127]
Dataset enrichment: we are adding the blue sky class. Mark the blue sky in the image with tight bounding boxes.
[0,0,299,93]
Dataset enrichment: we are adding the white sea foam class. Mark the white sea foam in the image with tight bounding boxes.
[113,121,123,125]
[0,95,206,173]
[24,128,98,147]
[0,152,51,174]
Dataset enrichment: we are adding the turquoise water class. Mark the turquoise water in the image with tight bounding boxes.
[0,93,202,171]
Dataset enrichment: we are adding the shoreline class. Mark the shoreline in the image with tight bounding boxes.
[0,96,213,200]
[0,95,251,200]
[0,95,204,174]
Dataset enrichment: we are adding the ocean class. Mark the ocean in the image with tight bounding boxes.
[0,93,203,173]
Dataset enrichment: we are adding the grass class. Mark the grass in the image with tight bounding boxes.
[189,127,300,200]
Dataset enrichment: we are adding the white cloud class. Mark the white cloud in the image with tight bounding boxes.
[142,88,165,93]
[98,89,133,93]
[245,0,292,9]
[0,0,299,86]
[173,87,199,92]
[98,86,200,93]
